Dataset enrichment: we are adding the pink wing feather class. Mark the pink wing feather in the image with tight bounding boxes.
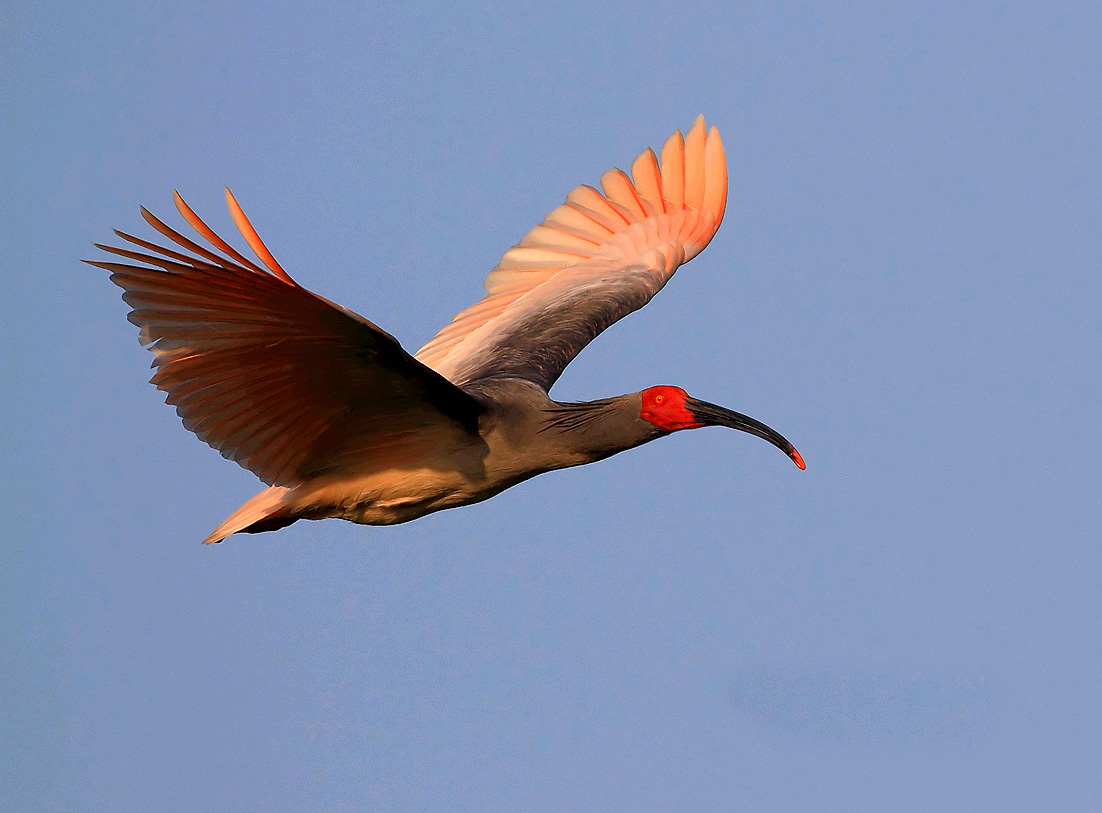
[414,116,728,390]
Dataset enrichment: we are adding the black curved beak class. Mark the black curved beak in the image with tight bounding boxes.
[686,398,805,469]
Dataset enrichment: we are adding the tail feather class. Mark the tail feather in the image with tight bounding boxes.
[203,486,294,544]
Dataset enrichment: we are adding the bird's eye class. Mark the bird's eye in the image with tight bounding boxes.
[654,394,664,404]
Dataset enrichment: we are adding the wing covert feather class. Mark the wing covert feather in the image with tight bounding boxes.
[415,116,728,390]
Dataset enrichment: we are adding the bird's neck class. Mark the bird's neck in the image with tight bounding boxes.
[538,395,659,467]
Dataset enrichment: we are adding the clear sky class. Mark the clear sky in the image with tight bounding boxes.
[4,1,1100,809]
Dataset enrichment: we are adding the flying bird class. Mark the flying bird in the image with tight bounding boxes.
[89,116,804,544]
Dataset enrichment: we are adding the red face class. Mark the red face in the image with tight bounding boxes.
[639,386,704,431]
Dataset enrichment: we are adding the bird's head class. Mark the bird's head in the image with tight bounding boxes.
[639,385,805,469]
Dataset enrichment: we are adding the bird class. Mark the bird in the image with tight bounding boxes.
[88,116,804,544]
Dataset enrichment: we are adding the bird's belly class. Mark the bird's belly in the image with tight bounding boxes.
[295,467,506,526]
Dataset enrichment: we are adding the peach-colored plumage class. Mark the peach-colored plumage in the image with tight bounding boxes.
[90,116,803,544]
[415,115,726,384]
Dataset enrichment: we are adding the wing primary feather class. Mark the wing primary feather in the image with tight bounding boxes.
[600,168,648,221]
[630,147,664,215]
[83,259,156,276]
[140,206,240,271]
[94,242,239,279]
[660,130,685,210]
[112,229,228,272]
[563,201,623,236]
[703,126,728,228]
[173,190,267,274]
[683,115,707,211]
[224,188,298,286]
[566,185,632,228]
[518,223,602,249]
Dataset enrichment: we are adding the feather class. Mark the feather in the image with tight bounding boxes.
[630,147,664,216]
[683,115,707,212]
[660,129,685,210]
[600,168,648,221]
[223,188,297,285]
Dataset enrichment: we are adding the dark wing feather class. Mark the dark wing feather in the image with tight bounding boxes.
[89,190,485,486]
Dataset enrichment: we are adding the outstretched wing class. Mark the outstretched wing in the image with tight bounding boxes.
[415,115,727,391]
[88,190,486,486]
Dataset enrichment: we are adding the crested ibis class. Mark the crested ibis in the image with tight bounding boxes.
[88,116,804,544]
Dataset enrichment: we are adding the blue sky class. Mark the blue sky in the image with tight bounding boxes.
[4,1,1101,809]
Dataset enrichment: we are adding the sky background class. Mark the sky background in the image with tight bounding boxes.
[3,1,1101,809]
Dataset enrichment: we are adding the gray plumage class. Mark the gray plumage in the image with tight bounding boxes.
[88,117,803,544]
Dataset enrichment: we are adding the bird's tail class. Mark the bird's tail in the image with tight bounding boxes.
[202,485,296,544]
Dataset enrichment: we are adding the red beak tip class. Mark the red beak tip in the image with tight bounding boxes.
[791,449,806,470]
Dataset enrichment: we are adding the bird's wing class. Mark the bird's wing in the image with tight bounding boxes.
[415,115,727,391]
[88,190,486,486]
